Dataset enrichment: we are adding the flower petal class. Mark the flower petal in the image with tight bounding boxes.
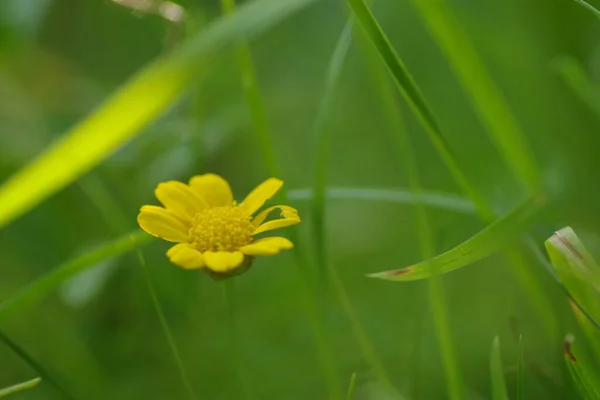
[167,244,204,269]
[238,178,283,215]
[240,237,293,256]
[253,217,301,235]
[155,181,206,222]
[252,205,299,226]
[189,173,233,207]
[203,251,245,272]
[138,205,189,242]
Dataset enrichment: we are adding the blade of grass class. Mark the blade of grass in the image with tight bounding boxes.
[0,330,75,399]
[369,194,544,281]
[220,0,280,178]
[0,377,41,398]
[136,250,199,400]
[564,334,600,400]
[517,334,524,400]
[0,0,321,229]
[490,337,509,400]
[219,1,341,395]
[0,231,153,319]
[409,0,539,191]
[574,0,600,18]
[348,0,557,336]
[545,227,600,324]
[365,37,463,399]
[312,20,354,273]
[222,278,252,399]
[346,372,357,400]
[552,55,600,116]
[288,187,475,214]
[311,22,397,392]
[346,0,492,220]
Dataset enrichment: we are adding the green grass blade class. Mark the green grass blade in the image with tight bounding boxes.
[222,278,253,399]
[410,0,539,191]
[0,0,321,229]
[310,22,397,392]
[366,36,463,399]
[368,194,544,281]
[348,0,557,336]
[545,227,600,324]
[220,0,280,178]
[0,330,75,399]
[136,251,199,400]
[311,20,353,269]
[490,337,509,400]
[517,334,524,400]
[288,187,475,214]
[346,0,493,221]
[552,55,600,116]
[574,0,600,18]
[0,378,41,398]
[346,372,357,400]
[0,231,153,319]
[564,334,600,400]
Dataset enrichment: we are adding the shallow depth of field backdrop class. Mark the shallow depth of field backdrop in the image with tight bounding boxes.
[1,0,600,399]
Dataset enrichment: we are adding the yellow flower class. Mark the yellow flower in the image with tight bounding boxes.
[137,174,301,277]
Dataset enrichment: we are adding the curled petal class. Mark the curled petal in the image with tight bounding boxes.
[167,244,204,269]
[155,181,206,222]
[253,217,301,235]
[137,206,189,242]
[189,174,233,207]
[252,205,299,226]
[238,178,283,215]
[240,237,293,256]
[203,251,244,272]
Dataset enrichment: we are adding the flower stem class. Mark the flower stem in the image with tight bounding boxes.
[222,278,253,399]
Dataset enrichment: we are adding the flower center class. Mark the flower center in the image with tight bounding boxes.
[189,206,255,252]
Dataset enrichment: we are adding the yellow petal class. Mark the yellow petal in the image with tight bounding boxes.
[138,205,188,242]
[155,181,206,222]
[238,178,283,215]
[189,173,233,207]
[167,243,204,269]
[240,237,293,256]
[252,205,299,226]
[253,217,301,235]
[203,251,244,272]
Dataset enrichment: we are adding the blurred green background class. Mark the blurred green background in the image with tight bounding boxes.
[1,0,600,398]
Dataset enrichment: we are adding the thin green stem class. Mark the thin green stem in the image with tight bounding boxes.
[363,36,463,399]
[311,20,397,393]
[346,372,357,400]
[0,377,41,398]
[574,0,600,18]
[409,0,540,192]
[222,278,252,399]
[327,264,396,390]
[312,21,354,274]
[136,251,199,400]
[349,0,558,339]
[220,0,280,178]
[220,0,340,397]
[0,330,76,400]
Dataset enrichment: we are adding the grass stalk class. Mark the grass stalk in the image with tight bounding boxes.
[220,0,341,396]
[0,329,76,400]
[348,0,558,338]
[409,0,540,192]
[364,38,463,399]
[311,21,398,393]
[222,278,252,399]
[136,251,199,400]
